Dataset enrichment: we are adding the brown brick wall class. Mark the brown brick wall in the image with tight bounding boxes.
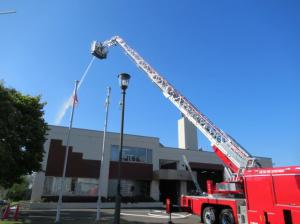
[109,162,153,180]
[45,139,153,180]
[45,139,100,178]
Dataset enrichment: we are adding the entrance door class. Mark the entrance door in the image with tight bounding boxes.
[159,180,180,204]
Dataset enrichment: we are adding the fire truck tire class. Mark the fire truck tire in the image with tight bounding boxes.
[219,208,235,224]
[202,206,217,224]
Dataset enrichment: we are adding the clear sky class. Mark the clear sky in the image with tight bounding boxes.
[1,1,299,166]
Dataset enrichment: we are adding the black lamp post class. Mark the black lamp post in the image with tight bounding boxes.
[114,73,131,224]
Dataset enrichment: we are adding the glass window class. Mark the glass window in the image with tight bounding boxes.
[111,145,152,164]
[76,178,98,196]
[43,176,67,195]
[43,176,99,196]
[111,146,119,161]
[146,149,152,163]
[108,179,150,197]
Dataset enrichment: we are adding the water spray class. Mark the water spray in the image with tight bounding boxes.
[54,57,95,125]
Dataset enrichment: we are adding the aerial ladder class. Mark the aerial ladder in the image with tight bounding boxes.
[91,36,300,224]
[182,155,202,194]
[91,36,259,178]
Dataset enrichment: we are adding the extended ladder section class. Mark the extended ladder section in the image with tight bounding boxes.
[91,36,258,175]
[182,155,202,194]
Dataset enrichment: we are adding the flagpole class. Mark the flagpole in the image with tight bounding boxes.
[96,86,111,223]
[55,80,79,224]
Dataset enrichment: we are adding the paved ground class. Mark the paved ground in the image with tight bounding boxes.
[15,209,201,224]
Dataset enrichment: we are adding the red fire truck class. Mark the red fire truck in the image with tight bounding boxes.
[91,36,300,224]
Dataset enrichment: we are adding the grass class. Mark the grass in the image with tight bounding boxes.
[0,218,29,224]
[0,219,31,224]
[0,221,24,224]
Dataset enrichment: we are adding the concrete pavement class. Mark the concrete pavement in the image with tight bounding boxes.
[17,208,201,224]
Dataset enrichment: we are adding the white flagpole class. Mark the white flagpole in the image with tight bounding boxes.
[96,86,111,223]
[55,80,79,223]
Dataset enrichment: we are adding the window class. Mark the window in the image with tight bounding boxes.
[43,176,71,195]
[76,178,98,196]
[111,145,152,164]
[108,179,150,197]
[71,178,77,192]
[43,176,98,196]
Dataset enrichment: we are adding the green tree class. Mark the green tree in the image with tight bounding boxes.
[5,176,30,201]
[0,82,48,188]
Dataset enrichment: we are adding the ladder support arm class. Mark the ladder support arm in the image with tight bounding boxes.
[91,36,259,175]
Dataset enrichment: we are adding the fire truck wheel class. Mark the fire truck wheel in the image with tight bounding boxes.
[219,208,234,224]
[202,206,217,224]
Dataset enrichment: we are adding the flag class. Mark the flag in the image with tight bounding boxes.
[72,91,78,106]
[68,80,79,107]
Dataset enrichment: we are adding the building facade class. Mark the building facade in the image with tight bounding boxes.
[31,119,272,203]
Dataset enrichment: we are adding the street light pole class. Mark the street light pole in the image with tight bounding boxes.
[114,73,131,224]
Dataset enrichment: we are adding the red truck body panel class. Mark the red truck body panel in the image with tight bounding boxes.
[244,166,300,224]
[181,166,300,223]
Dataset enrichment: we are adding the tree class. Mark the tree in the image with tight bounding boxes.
[5,176,31,201]
[0,82,48,188]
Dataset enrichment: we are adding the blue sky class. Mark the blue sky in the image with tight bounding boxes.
[1,1,299,166]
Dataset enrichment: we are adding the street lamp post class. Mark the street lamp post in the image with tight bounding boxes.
[114,73,131,224]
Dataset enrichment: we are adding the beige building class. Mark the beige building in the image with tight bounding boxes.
[31,118,272,204]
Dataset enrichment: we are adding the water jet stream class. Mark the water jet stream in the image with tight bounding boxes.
[54,57,95,125]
